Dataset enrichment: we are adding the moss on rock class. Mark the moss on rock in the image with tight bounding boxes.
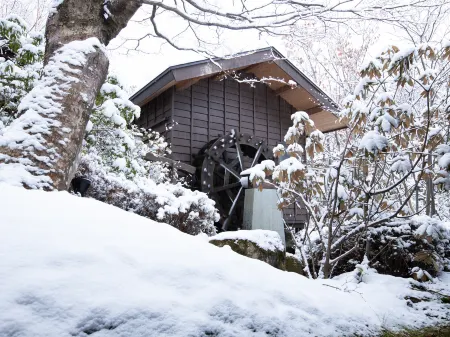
[285,253,305,275]
[209,238,285,270]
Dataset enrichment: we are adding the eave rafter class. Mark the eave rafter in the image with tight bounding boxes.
[274,85,293,96]
[305,106,323,115]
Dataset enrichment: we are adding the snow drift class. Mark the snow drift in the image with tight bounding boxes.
[0,184,449,337]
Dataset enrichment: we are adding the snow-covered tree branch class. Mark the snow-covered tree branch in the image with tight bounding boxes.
[244,40,450,279]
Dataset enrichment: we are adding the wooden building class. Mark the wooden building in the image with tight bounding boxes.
[131,47,345,230]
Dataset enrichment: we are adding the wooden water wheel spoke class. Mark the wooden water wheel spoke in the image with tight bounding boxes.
[198,130,271,231]
[214,170,225,181]
[235,139,244,171]
[218,160,240,180]
[251,143,264,168]
[222,186,244,231]
[212,181,241,193]
[222,157,240,202]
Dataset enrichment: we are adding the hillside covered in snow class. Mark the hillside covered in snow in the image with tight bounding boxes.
[0,184,449,337]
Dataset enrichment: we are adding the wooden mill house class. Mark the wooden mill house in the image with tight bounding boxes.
[130,47,345,231]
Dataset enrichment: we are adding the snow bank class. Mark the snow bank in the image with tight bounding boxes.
[0,184,449,337]
[210,229,284,251]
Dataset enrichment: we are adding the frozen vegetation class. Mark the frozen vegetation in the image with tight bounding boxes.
[1,4,450,336]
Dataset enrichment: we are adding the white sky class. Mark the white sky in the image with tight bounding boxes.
[107,14,288,94]
[107,7,402,96]
[3,0,415,96]
[4,0,446,96]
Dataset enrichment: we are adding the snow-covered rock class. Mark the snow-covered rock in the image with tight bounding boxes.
[209,230,286,269]
[0,184,449,336]
[210,230,284,252]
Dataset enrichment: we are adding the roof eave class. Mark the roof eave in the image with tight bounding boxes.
[130,46,341,128]
[130,47,278,104]
[131,70,175,106]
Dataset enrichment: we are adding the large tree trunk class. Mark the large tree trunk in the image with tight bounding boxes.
[0,0,142,190]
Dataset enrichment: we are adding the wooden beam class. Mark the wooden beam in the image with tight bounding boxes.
[322,125,347,133]
[274,85,292,96]
[244,62,267,74]
[175,77,202,92]
[235,65,257,75]
[305,106,323,115]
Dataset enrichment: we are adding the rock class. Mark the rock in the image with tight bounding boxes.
[209,230,309,276]
[411,266,433,282]
[413,251,441,276]
[285,253,305,275]
[404,296,422,304]
[209,230,285,270]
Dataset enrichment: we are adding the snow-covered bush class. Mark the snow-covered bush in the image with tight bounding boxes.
[311,215,450,278]
[0,15,43,128]
[83,76,170,181]
[77,158,218,236]
[77,76,219,236]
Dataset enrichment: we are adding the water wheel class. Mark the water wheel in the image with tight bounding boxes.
[196,130,272,231]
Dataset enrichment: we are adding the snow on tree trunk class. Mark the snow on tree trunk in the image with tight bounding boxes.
[0,0,142,190]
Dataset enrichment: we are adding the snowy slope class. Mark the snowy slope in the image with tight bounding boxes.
[0,184,448,337]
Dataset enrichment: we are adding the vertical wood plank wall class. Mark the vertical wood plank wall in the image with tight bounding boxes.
[135,88,173,142]
[170,77,295,161]
[136,76,307,225]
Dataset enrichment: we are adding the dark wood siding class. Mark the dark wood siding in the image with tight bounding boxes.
[135,87,174,143]
[171,77,299,163]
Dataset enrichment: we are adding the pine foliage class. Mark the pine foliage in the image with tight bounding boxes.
[0,15,43,128]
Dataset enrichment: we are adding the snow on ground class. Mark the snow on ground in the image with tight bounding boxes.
[0,184,449,337]
[209,229,284,251]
